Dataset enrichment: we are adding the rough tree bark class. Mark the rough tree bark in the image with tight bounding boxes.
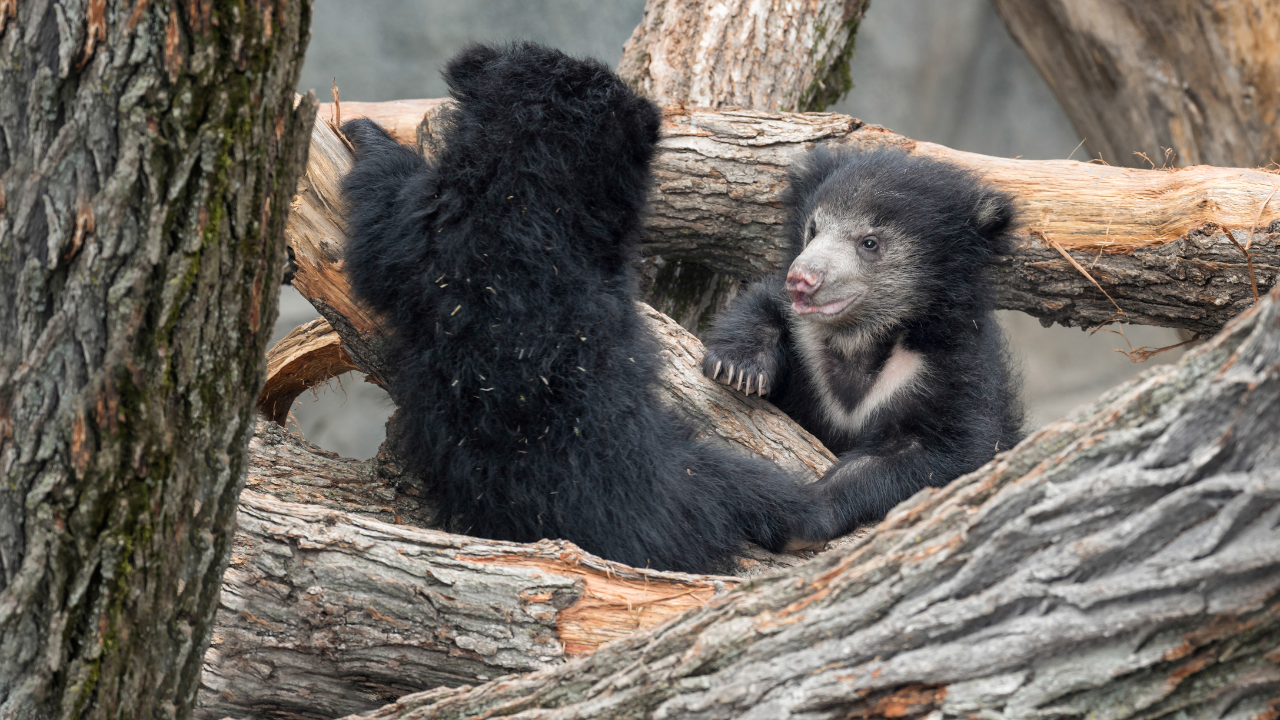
[0,2,314,718]
[198,99,1280,719]
[201,320,843,720]
[617,0,869,113]
[989,0,1280,169]
[394,102,1280,334]
[341,283,1280,720]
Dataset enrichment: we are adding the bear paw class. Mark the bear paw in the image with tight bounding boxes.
[701,348,778,397]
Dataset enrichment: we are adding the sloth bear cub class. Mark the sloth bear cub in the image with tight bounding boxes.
[340,42,829,573]
[703,147,1025,536]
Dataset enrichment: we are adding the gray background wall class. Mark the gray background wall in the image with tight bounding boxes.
[275,0,1185,459]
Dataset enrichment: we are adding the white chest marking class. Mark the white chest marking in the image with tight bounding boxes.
[795,325,927,435]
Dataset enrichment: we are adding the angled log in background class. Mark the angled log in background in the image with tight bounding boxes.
[199,421,837,720]
[343,284,1280,720]
[990,0,1280,170]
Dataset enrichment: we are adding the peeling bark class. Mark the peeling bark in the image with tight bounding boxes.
[0,1,314,718]
[617,0,870,113]
[256,318,362,425]
[337,284,1280,720]
[198,488,735,720]
[198,424,847,720]
[989,0,1280,169]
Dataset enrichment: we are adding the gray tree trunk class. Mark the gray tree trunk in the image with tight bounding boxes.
[617,0,869,113]
[989,0,1280,170]
[343,283,1280,720]
[0,2,314,718]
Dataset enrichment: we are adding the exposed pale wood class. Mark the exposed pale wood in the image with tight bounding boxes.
[414,101,1280,332]
[256,318,361,425]
[617,0,869,113]
[197,422,851,720]
[989,0,1280,169]
[288,113,394,380]
[318,99,445,145]
[341,284,1280,720]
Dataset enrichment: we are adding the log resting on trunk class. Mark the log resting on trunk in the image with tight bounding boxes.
[198,422,845,720]
[427,102,1274,334]
[989,0,1280,170]
[339,283,1280,720]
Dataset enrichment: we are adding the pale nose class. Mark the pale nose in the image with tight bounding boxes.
[786,265,823,296]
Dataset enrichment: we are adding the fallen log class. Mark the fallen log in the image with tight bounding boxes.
[198,421,844,720]
[340,284,1280,720]
[307,100,1280,335]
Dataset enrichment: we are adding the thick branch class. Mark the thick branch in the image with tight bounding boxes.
[617,0,869,113]
[199,422,841,720]
[406,103,1280,333]
[199,486,736,720]
[989,0,1280,169]
[340,284,1280,720]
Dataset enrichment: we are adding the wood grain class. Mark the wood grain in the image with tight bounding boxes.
[340,283,1280,720]
[618,0,869,112]
[990,0,1280,169]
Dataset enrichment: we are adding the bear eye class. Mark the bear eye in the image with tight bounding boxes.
[860,235,880,251]
[806,219,817,245]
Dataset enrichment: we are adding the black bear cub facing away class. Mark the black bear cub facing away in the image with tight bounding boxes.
[341,42,829,574]
[703,148,1024,536]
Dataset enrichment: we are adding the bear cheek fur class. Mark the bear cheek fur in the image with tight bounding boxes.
[789,218,924,329]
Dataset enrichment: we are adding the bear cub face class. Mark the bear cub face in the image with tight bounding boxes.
[701,146,1024,534]
[783,148,1012,337]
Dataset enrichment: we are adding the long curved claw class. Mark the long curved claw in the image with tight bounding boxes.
[745,374,754,395]
[727,364,736,386]
[713,360,722,380]
[737,372,745,392]
[758,373,766,396]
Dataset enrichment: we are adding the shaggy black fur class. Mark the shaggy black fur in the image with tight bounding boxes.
[340,42,829,573]
[702,147,1025,536]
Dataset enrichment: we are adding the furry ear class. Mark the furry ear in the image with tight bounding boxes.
[443,43,503,98]
[786,146,845,208]
[973,192,1014,238]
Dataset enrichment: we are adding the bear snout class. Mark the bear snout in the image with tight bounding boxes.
[786,265,824,297]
